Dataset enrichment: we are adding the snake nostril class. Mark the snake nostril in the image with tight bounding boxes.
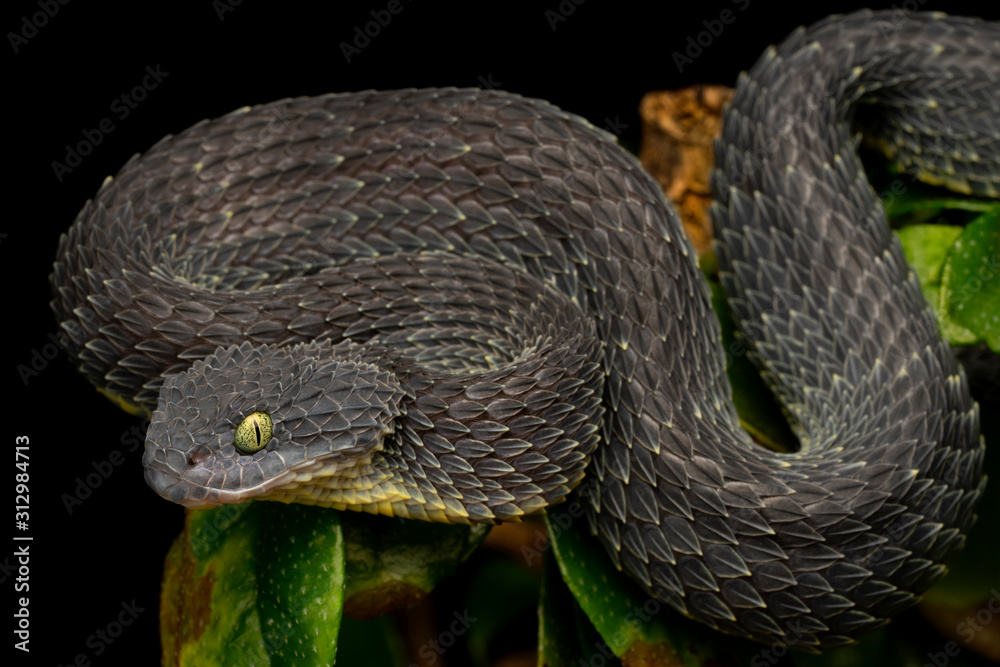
[187,447,211,467]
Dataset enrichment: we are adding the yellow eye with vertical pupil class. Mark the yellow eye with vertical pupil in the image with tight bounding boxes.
[234,411,273,454]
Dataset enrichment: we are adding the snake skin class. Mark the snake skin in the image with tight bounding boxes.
[50,11,995,649]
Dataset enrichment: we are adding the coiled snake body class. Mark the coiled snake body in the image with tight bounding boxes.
[51,11,995,649]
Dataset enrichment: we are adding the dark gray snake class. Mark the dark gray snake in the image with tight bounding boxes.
[51,11,996,649]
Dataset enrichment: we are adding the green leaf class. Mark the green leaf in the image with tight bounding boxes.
[341,512,489,619]
[878,171,1000,350]
[161,502,344,667]
[539,550,590,667]
[894,223,981,346]
[545,513,724,665]
[885,192,995,226]
[870,155,995,227]
[940,213,1000,352]
[896,225,963,290]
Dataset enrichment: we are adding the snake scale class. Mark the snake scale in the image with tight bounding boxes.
[51,11,996,650]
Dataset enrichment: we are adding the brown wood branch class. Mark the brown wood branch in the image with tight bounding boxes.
[639,85,734,256]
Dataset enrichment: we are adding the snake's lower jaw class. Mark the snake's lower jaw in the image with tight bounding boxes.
[143,464,301,508]
[142,441,378,508]
[143,465,249,508]
[144,465,211,507]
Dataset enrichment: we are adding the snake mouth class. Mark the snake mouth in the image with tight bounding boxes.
[143,451,371,508]
[142,464,276,508]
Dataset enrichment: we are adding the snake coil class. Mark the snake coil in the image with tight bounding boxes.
[51,11,995,649]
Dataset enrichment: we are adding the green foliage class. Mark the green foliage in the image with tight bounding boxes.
[539,551,595,666]
[544,513,723,665]
[341,512,489,618]
[884,176,1000,352]
[940,214,1000,351]
[162,503,344,666]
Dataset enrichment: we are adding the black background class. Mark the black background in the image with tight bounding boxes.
[7,1,1000,665]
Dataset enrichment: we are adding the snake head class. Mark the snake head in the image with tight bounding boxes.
[142,339,407,508]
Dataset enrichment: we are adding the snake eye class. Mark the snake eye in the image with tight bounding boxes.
[234,411,273,454]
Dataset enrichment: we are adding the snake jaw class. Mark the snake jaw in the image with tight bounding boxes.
[142,339,407,507]
[142,464,296,508]
[143,455,372,508]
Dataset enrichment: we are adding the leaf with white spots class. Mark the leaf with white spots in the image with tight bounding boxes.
[538,550,603,667]
[161,502,344,667]
[941,212,1000,352]
[545,514,724,665]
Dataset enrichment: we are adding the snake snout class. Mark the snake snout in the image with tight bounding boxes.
[143,466,203,507]
[141,427,229,507]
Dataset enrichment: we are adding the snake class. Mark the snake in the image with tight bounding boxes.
[50,10,996,650]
